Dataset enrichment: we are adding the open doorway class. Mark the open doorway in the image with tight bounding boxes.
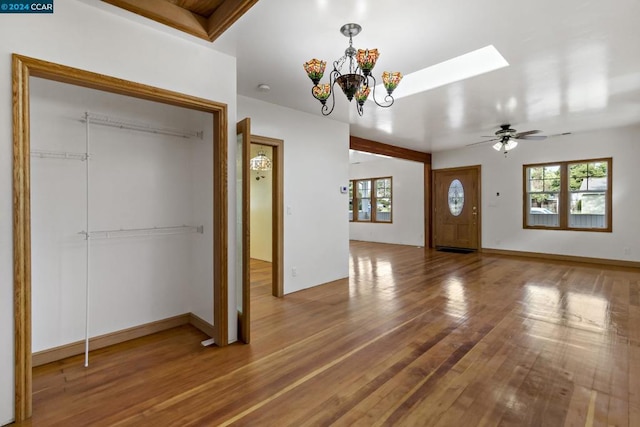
[236,128,283,344]
[249,143,275,300]
[250,135,283,301]
[349,136,431,248]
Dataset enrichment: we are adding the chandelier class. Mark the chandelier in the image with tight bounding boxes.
[250,150,271,181]
[303,23,403,116]
[249,150,272,171]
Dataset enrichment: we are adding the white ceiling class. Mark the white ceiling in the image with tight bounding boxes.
[211,0,640,153]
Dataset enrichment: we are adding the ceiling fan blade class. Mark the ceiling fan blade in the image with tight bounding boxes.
[467,138,499,146]
[519,135,547,140]
[514,130,542,138]
[548,132,572,137]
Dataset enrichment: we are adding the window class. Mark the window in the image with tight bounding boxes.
[448,179,464,216]
[357,179,372,221]
[526,164,561,227]
[349,177,392,223]
[524,158,611,231]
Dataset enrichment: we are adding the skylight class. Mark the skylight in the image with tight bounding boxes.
[374,45,509,100]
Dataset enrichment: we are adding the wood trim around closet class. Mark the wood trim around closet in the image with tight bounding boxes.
[13,52,32,422]
[12,53,229,422]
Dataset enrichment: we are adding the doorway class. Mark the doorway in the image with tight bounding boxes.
[13,54,229,422]
[250,135,283,300]
[236,121,283,344]
[249,142,275,299]
[433,165,481,250]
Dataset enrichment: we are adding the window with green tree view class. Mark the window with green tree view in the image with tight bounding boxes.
[524,158,611,231]
[349,177,392,223]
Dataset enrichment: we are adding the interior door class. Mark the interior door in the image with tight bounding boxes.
[433,166,481,250]
[236,118,250,343]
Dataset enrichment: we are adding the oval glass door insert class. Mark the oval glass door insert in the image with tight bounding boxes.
[448,179,464,216]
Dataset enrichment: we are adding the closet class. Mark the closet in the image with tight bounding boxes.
[29,77,215,365]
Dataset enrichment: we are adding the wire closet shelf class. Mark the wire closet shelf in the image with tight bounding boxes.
[31,111,205,367]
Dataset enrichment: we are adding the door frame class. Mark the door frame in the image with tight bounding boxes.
[237,133,284,344]
[12,54,229,421]
[251,135,284,299]
[431,165,482,250]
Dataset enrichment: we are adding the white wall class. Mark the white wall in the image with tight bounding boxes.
[432,125,640,262]
[29,78,215,352]
[238,96,350,294]
[250,144,273,262]
[350,157,425,246]
[0,1,237,423]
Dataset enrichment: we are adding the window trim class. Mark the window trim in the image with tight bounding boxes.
[350,176,393,223]
[523,157,612,232]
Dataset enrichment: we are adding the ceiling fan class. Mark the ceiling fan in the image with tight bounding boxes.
[468,124,567,154]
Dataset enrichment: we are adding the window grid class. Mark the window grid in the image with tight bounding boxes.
[349,176,393,223]
[523,158,611,232]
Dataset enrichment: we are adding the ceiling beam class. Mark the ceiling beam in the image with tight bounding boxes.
[207,0,259,42]
[350,136,431,164]
[102,0,210,41]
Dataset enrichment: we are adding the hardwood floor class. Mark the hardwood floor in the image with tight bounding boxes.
[15,242,640,426]
[250,257,274,298]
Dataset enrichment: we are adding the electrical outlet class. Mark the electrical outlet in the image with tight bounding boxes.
[624,247,631,255]
[292,267,297,277]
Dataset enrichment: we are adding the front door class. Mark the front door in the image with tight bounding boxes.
[433,166,481,250]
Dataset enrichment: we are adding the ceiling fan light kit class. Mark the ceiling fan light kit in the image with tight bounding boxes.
[467,124,563,154]
[493,139,517,152]
[303,23,403,116]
